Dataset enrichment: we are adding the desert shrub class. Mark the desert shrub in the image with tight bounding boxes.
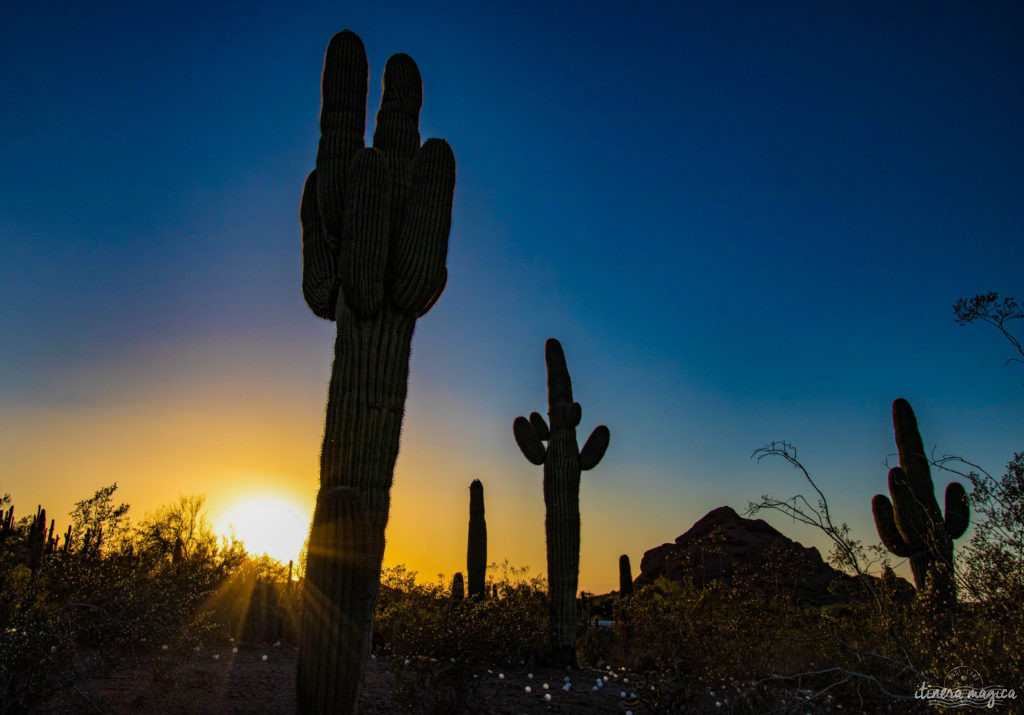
[0,485,294,711]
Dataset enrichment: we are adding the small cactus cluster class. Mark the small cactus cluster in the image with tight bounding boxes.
[872,398,969,604]
[451,572,465,601]
[467,479,487,599]
[297,29,455,714]
[513,338,610,665]
[618,554,633,597]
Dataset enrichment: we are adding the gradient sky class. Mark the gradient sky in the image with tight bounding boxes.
[2,1,1022,592]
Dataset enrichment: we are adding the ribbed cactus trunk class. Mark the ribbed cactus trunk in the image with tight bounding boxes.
[467,479,487,599]
[618,554,633,597]
[297,30,454,714]
[871,398,969,605]
[514,339,610,666]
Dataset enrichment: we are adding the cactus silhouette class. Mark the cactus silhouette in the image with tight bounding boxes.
[467,479,487,599]
[296,30,455,714]
[27,506,45,571]
[513,338,609,665]
[619,554,633,597]
[451,572,465,601]
[872,398,969,603]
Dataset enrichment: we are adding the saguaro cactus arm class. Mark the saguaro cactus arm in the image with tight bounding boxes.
[579,425,610,471]
[871,493,915,557]
[514,417,547,464]
[944,482,969,539]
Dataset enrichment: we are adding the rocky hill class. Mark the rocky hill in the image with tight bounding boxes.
[632,505,912,605]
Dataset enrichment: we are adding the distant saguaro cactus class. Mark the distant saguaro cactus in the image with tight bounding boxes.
[872,398,969,603]
[467,479,487,599]
[451,572,465,601]
[27,507,45,571]
[513,338,610,665]
[618,554,633,597]
[297,30,455,714]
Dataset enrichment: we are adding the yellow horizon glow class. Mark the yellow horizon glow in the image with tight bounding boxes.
[214,494,309,565]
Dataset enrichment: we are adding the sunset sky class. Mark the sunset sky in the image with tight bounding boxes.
[2,1,1021,592]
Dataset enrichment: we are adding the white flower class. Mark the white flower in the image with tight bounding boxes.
[524,686,531,694]
[161,645,168,650]
[715,702,721,708]
[562,684,570,692]
[620,691,627,698]
[404,659,410,666]
[544,694,551,702]
[232,647,238,653]
[623,677,629,683]
[592,686,598,692]
[213,654,220,660]
[193,646,200,652]
[528,673,533,679]
[498,673,504,680]
[274,641,280,647]
[261,655,268,662]
[543,683,549,690]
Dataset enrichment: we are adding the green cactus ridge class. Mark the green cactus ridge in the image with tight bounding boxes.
[871,398,970,600]
[297,30,455,714]
[513,338,610,665]
[619,554,633,597]
[467,479,487,599]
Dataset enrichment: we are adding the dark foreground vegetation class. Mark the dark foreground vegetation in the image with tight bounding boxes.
[2,453,1021,713]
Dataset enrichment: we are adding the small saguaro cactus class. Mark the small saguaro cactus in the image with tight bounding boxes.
[467,479,487,599]
[619,554,633,597]
[451,572,465,601]
[872,398,969,603]
[27,507,45,571]
[513,338,610,665]
[296,30,455,714]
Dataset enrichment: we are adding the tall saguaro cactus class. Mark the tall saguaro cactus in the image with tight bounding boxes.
[467,479,487,599]
[871,398,969,603]
[513,338,610,665]
[297,30,455,714]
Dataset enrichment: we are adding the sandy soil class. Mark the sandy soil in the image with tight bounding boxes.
[40,641,660,713]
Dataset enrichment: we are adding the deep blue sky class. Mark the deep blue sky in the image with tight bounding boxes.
[2,1,1021,590]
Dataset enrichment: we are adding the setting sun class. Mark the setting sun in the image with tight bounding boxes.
[216,496,309,565]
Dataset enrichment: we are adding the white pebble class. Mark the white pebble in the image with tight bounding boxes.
[261,655,268,661]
